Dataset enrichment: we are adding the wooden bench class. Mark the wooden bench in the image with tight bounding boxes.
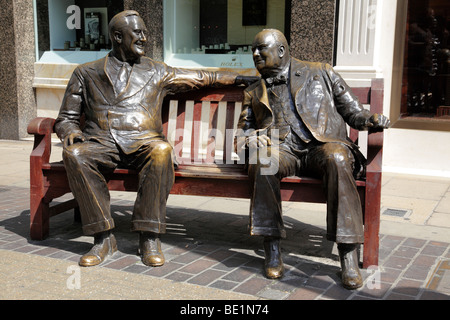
[27,78,384,268]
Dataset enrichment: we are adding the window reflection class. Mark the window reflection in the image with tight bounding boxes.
[402,0,450,119]
[163,0,287,69]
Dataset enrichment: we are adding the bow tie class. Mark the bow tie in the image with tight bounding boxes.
[265,75,287,87]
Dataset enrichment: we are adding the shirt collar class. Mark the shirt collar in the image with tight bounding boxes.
[108,53,131,70]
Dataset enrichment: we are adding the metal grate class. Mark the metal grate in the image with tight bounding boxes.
[382,208,410,217]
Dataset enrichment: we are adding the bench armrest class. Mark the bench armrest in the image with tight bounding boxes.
[27,117,56,165]
[27,117,56,135]
[366,131,383,174]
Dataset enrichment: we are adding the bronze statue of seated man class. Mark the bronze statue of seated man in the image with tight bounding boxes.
[55,10,255,268]
[237,29,390,289]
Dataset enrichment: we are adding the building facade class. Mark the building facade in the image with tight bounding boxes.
[0,0,449,177]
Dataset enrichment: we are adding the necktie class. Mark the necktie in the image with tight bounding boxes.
[114,63,130,94]
[265,74,287,87]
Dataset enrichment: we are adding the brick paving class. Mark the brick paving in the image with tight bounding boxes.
[0,184,448,300]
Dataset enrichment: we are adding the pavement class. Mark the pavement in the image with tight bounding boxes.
[0,139,449,302]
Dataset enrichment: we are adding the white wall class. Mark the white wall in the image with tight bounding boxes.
[383,129,450,177]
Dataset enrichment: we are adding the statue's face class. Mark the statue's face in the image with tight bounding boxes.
[252,31,284,77]
[116,16,147,60]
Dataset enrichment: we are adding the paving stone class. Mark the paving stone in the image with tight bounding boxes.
[222,267,254,283]
[179,259,217,274]
[143,261,183,277]
[122,264,150,274]
[356,281,392,299]
[419,290,450,300]
[258,287,290,300]
[234,276,273,295]
[103,255,140,270]
[384,256,412,270]
[413,254,438,268]
[209,279,239,291]
[380,235,405,249]
[321,284,354,300]
[378,267,403,283]
[421,243,448,256]
[393,246,420,258]
[286,286,323,300]
[403,238,427,248]
[403,264,432,281]
[187,269,227,286]
[384,292,414,300]
[392,279,423,297]
[165,271,193,282]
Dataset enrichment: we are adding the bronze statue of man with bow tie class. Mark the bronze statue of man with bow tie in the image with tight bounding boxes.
[55,10,254,268]
[237,29,390,289]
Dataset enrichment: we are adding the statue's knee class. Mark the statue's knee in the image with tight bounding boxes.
[248,156,280,179]
[152,143,173,162]
[63,144,86,163]
[324,144,352,167]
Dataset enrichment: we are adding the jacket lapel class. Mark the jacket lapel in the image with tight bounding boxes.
[254,78,271,112]
[87,55,156,104]
[253,59,309,120]
[117,59,155,101]
[85,57,116,103]
[289,58,309,108]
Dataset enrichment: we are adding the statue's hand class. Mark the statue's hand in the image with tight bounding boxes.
[235,75,260,87]
[63,132,86,148]
[247,134,272,149]
[366,113,391,132]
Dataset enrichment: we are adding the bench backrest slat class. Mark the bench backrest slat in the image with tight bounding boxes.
[162,81,380,165]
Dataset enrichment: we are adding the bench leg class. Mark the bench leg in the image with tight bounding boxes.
[362,171,382,268]
[30,197,50,240]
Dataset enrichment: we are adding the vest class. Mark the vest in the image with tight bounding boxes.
[267,82,314,149]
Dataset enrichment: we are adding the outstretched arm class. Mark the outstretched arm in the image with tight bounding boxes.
[162,65,259,94]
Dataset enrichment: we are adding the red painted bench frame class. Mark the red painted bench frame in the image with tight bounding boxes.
[28,78,384,268]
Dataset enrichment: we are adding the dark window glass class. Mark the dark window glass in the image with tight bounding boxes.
[402,0,450,119]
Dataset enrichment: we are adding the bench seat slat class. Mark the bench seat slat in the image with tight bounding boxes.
[42,161,365,186]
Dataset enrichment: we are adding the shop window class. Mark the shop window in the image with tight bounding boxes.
[163,0,289,69]
[401,0,450,119]
[35,0,123,63]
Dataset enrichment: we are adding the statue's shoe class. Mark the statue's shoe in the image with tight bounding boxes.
[263,237,284,279]
[338,244,363,290]
[79,233,117,267]
[139,233,165,267]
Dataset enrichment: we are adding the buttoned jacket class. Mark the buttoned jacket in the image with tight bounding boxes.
[237,58,371,150]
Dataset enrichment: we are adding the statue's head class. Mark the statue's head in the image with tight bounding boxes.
[252,29,290,78]
[109,10,147,62]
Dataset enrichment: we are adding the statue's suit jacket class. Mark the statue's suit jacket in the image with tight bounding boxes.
[238,58,371,147]
[237,58,371,177]
[55,54,236,154]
